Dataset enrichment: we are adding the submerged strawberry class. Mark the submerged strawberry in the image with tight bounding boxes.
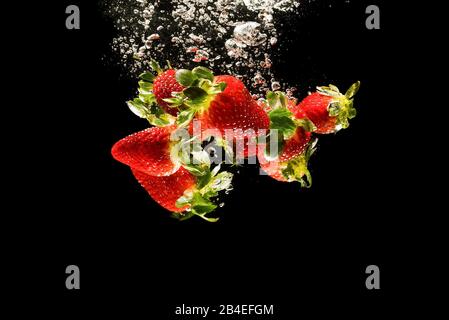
[152,69,185,116]
[258,138,316,186]
[132,166,196,213]
[132,164,233,222]
[199,75,270,133]
[164,67,270,158]
[291,82,360,134]
[126,61,183,125]
[277,127,312,163]
[258,91,315,186]
[111,125,180,177]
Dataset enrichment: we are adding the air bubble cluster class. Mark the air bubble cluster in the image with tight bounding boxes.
[104,0,303,93]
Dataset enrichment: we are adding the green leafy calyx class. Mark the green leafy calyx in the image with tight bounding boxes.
[317,81,361,130]
[126,61,177,126]
[163,66,227,127]
[175,163,233,223]
[265,90,316,159]
[169,133,233,222]
[280,138,317,188]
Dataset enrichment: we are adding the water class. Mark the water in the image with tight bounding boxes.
[243,0,300,12]
[104,0,305,92]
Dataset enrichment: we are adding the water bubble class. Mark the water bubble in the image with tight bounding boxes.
[253,73,266,86]
[193,49,209,62]
[189,33,205,44]
[271,81,281,91]
[212,179,222,188]
[147,33,160,41]
[107,0,301,90]
[260,55,272,68]
[233,22,267,47]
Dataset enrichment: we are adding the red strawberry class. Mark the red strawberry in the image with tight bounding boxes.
[200,75,270,133]
[132,166,196,212]
[258,127,314,185]
[152,69,185,116]
[278,127,312,163]
[129,61,185,120]
[258,92,315,186]
[132,165,233,222]
[168,68,270,158]
[111,125,180,177]
[290,82,360,134]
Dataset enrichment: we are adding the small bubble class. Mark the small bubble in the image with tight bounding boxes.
[148,33,160,41]
[271,81,281,91]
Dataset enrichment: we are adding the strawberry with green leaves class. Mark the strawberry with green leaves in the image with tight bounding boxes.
[133,163,233,222]
[259,138,316,186]
[112,121,233,221]
[258,91,316,187]
[133,167,195,213]
[152,68,185,116]
[164,67,270,157]
[291,81,360,134]
[126,61,184,124]
[112,60,362,219]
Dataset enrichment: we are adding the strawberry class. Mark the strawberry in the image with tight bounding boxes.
[132,166,196,213]
[258,138,316,186]
[126,61,183,125]
[257,91,316,186]
[290,82,360,134]
[152,69,185,116]
[132,164,233,222]
[164,67,270,158]
[111,125,180,177]
[277,127,312,163]
[198,75,270,133]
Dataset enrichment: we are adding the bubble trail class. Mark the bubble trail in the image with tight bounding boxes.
[104,0,304,93]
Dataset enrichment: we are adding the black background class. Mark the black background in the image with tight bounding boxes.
[8,0,433,317]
